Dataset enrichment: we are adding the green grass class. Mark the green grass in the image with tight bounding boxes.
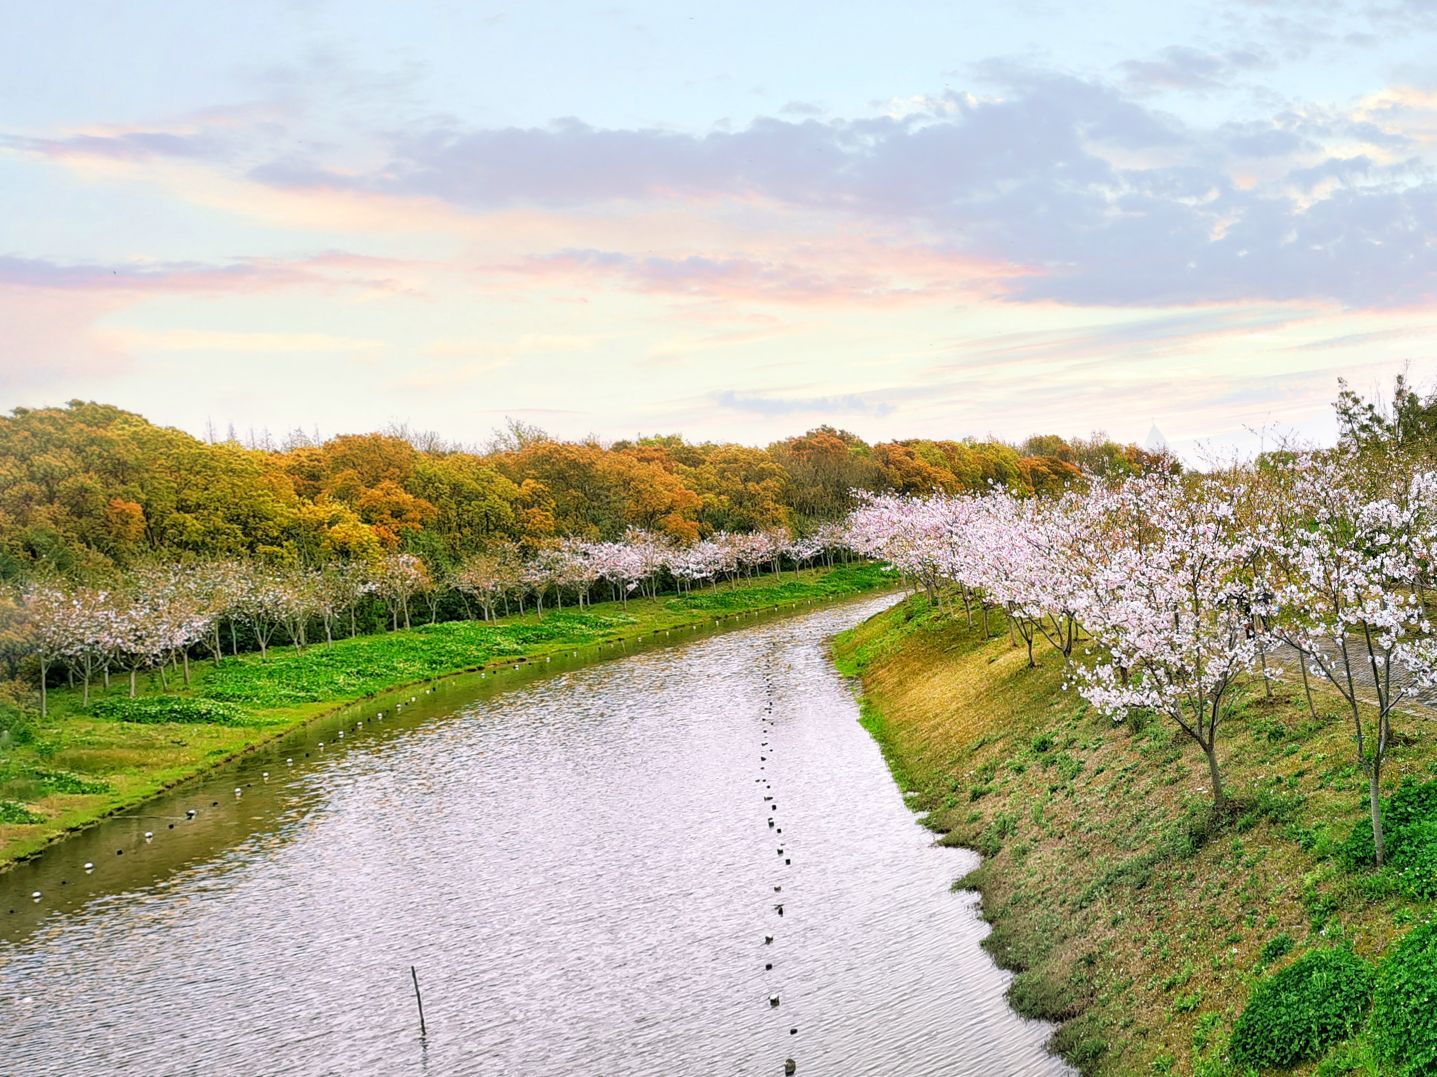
[832,594,1437,1076]
[0,562,888,867]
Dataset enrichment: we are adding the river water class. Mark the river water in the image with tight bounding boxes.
[1,595,1068,1076]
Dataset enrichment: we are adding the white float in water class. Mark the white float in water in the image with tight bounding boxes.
[144,831,153,841]
[234,788,242,796]
[84,862,94,872]
[31,891,41,901]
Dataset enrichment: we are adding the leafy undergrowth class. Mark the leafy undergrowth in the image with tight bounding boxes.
[832,596,1437,1076]
[200,612,625,706]
[1228,948,1373,1069]
[92,697,252,725]
[0,563,889,867]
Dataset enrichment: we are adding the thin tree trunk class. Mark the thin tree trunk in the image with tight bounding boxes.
[1299,655,1316,719]
[1206,742,1226,812]
[1369,766,1387,866]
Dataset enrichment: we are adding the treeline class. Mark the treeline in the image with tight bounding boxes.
[0,401,1163,580]
[13,529,854,717]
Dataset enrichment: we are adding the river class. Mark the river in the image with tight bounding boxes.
[1,594,1068,1076]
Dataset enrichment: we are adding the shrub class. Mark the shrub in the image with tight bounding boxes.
[1257,932,1295,969]
[1388,818,1437,899]
[0,689,37,748]
[1338,778,1437,873]
[1371,920,1437,1075]
[32,768,110,795]
[0,799,44,824]
[91,697,249,725]
[1229,949,1375,1069]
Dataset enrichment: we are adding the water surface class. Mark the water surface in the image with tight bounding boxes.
[1,595,1068,1076]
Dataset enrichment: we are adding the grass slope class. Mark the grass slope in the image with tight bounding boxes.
[0,563,887,868]
[832,596,1437,1076]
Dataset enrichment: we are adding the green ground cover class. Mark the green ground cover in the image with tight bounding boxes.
[0,563,886,867]
[832,595,1437,1076]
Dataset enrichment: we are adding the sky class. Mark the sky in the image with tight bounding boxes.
[3,1,1437,458]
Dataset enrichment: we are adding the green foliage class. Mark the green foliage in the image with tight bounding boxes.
[1338,778,1437,896]
[1371,919,1437,1075]
[1229,948,1375,1070]
[91,696,250,725]
[0,701,36,747]
[1389,817,1437,898]
[198,611,638,707]
[1258,932,1295,969]
[29,768,110,794]
[0,800,44,824]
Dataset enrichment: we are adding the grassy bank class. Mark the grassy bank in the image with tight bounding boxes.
[833,597,1437,1076]
[0,563,887,868]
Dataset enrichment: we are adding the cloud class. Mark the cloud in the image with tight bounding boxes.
[1119,45,1268,93]
[101,328,385,352]
[712,388,899,417]
[234,64,1437,309]
[1,130,223,163]
[520,248,952,304]
[0,252,413,296]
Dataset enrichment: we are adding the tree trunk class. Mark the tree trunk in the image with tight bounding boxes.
[130,668,138,699]
[1369,766,1387,867]
[1205,742,1226,812]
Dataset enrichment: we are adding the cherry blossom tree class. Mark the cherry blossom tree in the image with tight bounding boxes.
[1262,453,1437,864]
[21,585,81,716]
[454,546,522,621]
[373,553,429,630]
[1068,474,1264,812]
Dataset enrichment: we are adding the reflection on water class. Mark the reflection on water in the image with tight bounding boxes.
[1,595,1069,1076]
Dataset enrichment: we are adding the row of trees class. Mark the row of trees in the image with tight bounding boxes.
[0,401,1162,579]
[11,526,853,717]
[847,448,1437,867]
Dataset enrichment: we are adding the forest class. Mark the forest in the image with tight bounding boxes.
[0,401,1160,578]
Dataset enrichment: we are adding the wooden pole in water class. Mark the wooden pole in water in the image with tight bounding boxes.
[410,965,427,1037]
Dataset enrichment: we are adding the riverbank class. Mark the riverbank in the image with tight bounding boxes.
[0,563,887,868]
[832,596,1437,1076]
